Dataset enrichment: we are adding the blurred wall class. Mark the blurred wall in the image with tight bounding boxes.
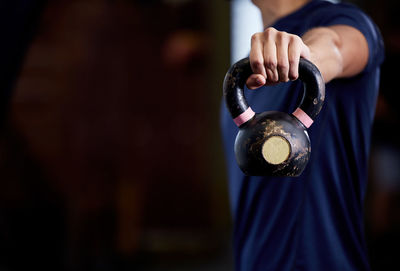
[230,0,263,64]
[0,0,231,270]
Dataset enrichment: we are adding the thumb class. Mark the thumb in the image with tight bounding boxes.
[246,74,266,90]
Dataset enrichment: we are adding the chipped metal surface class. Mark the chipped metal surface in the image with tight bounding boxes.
[234,112,311,177]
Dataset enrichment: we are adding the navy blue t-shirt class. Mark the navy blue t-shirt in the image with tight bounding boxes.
[220,1,385,270]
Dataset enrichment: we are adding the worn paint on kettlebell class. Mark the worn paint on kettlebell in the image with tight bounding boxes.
[224,57,325,177]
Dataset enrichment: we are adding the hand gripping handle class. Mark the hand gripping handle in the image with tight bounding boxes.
[222,57,325,128]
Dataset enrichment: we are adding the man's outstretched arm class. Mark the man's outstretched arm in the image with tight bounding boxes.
[246,25,369,89]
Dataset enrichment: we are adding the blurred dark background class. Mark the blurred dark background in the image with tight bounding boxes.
[0,0,398,270]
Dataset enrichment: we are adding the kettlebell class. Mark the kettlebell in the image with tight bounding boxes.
[223,57,325,177]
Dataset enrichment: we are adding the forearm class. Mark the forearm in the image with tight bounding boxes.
[302,25,369,82]
[246,25,369,88]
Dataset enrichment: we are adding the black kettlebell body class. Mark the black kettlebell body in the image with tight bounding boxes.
[223,58,325,177]
[235,111,311,176]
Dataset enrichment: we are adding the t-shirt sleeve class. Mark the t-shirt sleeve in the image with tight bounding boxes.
[316,3,385,73]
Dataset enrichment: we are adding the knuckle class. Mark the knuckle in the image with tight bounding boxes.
[264,58,277,69]
[277,62,289,72]
[251,59,264,70]
[251,33,260,43]
[263,27,277,37]
[276,31,288,40]
[289,34,302,44]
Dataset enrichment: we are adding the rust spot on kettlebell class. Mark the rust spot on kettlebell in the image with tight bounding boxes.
[262,120,291,139]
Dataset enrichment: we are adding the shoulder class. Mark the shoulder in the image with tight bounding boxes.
[306,0,376,27]
[307,0,385,71]
[293,1,381,39]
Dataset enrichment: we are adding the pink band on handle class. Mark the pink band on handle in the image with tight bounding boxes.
[233,107,256,127]
[292,107,313,128]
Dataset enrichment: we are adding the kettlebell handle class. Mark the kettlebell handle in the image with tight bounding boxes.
[223,57,325,128]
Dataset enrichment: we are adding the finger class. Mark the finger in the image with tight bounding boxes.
[246,74,266,90]
[276,32,290,82]
[250,33,267,77]
[263,28,278,82]
[300,42,311,59]
[288,36,302,80]
[266,68,275,84]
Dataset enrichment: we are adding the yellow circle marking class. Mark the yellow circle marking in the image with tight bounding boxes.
[262,136,290,165]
